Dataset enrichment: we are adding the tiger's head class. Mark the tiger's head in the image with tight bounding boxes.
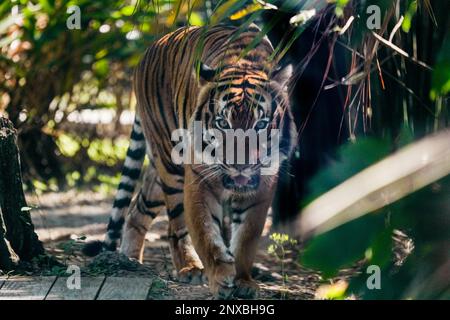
[190,60,297,195]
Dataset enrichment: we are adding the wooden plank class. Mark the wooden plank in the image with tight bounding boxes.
[45,276,105,300]
[97,277,152,300]
[0,276,6,290]
[0,276,56,300]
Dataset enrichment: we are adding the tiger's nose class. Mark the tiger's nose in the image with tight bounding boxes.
[231,174,251,186]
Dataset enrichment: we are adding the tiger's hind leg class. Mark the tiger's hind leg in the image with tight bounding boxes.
[120,165,165,262]
[120,163,204,285]
[161,175,204,285]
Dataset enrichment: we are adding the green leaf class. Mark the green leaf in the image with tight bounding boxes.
[334,0,350,17]
[368,227,393,267]
[430,35,450,100]
[120,5,135,17]
[401,0,417,33]
[93,58,109,77]
[304,138,391,206]
[230,3,264,21]
[188,12,204,26]
[301,213,387,278]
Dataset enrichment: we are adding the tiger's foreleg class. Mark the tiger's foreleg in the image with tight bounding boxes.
[183,167,236,299]
[229,199,272,299]
[120,165,165,262]
[161,174,204,285]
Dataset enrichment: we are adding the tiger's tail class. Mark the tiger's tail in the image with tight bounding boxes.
[82,115,146,256]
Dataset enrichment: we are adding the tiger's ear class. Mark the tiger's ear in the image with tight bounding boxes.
[198,62,217,83]
[272,64,293,90]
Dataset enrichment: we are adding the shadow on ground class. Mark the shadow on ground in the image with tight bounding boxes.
[26,190,361,300]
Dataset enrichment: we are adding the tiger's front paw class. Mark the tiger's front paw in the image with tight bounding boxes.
[233,278,259,299]
[178,263,205,285]
[209,261,236,300]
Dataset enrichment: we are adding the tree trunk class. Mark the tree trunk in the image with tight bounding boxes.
[0,117,44,271]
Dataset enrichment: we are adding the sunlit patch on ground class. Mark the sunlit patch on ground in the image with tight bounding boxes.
[23,190,413,300]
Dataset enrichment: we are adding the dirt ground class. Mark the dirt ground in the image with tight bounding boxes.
[25,190,374,300]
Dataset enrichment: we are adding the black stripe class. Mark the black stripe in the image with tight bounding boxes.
[194,102,208,122]
[122,167,141,179]
[232,202,258,215]
[216,81,257,92]
[113,197,132,209]
[256,105,265,117]
[136,199,146,215]
[168,203,184,219]
[126,147,146,160]
[180,34,192,128]
[233,208,246,215]
[160,181,183,195]
[143,199,165,208]
[144,210,158,219]
[191,166,203,176]
[118,182,134,193]
[156,83,172,139]
[161,156,185,175]
[136,198,157,218]
[243,54,264,63]
[168,230,189,240]
[220,70,249,78]
[211,214,221,227]
[107,217,125,239]
[232,218,241,224]
[181,87,189,128]
[177,231,189,240]
[130,129,145,141]
[138,206,158,219]
[271,98,278,114]
[221,93,237,102]
[208,37,231,61]
[139,192,165,208]
[204,111,211,127]
[223,42,248,52]
[153,138,183,175]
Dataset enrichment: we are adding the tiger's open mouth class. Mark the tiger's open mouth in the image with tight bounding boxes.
[223,174,260,191]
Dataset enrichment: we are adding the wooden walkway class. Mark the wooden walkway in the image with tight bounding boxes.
[0,276,153,300]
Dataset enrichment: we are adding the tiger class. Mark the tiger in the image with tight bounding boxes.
[83,23,297,299]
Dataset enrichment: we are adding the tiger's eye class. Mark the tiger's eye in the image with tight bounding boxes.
[254,119,269,131]
[215,117,230,129]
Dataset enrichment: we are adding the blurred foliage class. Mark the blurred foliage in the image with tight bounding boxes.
[301,137,392,277]
[303,137,391,205]
[0,0,156,186]
[300,135,449,299]
[296,0,449,300]
[431,35,450,100]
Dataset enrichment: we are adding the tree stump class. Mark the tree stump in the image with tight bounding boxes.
[0,117,44,271]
